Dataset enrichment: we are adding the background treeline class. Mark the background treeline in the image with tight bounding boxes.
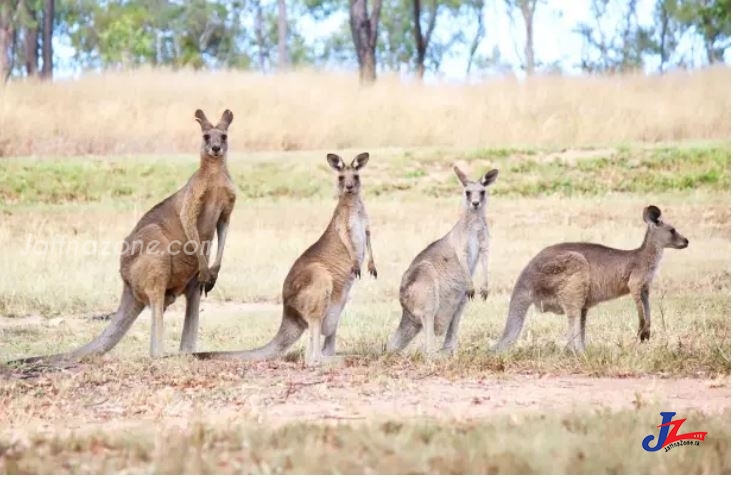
[0,0,730,83]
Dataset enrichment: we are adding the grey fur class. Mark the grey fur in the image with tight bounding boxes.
[492,205,689,352]
[387,165,498,357]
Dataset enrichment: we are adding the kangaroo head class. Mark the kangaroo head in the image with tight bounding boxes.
[327,152,369,196]
[453,165,499,212]
[643,205,689,249]
[194,109,233,159]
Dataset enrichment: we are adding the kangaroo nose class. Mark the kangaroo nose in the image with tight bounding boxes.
[211,145,221,153]
[472,201,480,208]
[683,238,689,247]
[345,184,354,192]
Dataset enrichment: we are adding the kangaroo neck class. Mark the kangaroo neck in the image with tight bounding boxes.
[336,192,361,210]
[326,192,361,229]
[448,208,485,240]
[457,207,485,228]
[637,227,664,266]
[199,154,229,176]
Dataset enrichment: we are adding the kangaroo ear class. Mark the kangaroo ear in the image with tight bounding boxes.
[351,152,370,170]
[327,153,345,171]
[453,165,469,186]
[643,205,662,225]
[480,169,499,186]
[216,109,234,130]
[194,109,213,131]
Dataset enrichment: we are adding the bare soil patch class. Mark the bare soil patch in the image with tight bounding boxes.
[2,357,729,431]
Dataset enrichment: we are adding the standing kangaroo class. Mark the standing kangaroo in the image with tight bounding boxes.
[387,166,498,356]
[492,205,688,352]
[9,109,236,366]
[194,152,377,365]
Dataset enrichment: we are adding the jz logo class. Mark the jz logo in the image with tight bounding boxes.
[642,412,707,452]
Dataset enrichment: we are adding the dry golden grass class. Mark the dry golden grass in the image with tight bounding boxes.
[0,67,729,156]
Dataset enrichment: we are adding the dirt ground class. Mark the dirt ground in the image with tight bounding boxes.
[1,301,729,433]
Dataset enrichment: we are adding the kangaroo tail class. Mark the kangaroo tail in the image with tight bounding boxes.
[492,279,532,353]
[7,284,145,368]
[193,311,306,361]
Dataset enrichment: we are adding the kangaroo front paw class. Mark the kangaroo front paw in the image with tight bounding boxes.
[368,261,378,278]
[197,267,211,290]
[351,262,361,279]
[639,328,650,341]
[479,287,489,300]
[203,265,220,296]
[466,287,475,300]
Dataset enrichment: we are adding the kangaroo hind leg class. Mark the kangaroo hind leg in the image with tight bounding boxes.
[180,278,202,353]
[290,266,332,366]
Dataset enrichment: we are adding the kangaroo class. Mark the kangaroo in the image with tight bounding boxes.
[194,152,377,365]
[492,205,689,352]
[9,109,236,366]
[387,165,498,357]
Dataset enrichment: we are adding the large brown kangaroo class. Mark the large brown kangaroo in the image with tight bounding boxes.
[9,109,236,366]
[492,205,688,352]
[195,152,377,365]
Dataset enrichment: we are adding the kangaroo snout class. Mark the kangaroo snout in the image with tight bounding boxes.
[211,145,221,154]
[471,201,480,209]
[678,237,690,249]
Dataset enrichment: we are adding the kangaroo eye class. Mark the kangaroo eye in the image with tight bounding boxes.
[338,175,344,182]
[670,228,676,234]
[465,191,470,198]
[221,134,227,141]
[480,190,486,197]
[203,134,210,142]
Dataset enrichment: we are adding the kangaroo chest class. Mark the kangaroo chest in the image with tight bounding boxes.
[197,185,235,242]
[463,220,487,274]
[349,210,367,264]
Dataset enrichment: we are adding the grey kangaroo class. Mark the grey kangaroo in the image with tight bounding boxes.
[387,165,498,356]
[492,205,688,352]
[195,152,377,365]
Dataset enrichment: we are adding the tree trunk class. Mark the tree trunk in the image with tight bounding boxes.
[40,0,52,79]
[254,0,266,71]
[465,0,485,76]
[21,0,38,77]
[277,0,289,69]
[412,0,425,79]
[349,0,382,84]
[658,3,669,73]
[519,0,535,76]
[0,0,16,82]
[412,0,437,80]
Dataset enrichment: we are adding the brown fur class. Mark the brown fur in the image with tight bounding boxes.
[492,205,689,352]
[8,109,236,367]
[194,152,377,365]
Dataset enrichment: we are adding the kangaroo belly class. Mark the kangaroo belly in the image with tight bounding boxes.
[466,239,480,274]
[588,284,630,306]
[349,215,367,264]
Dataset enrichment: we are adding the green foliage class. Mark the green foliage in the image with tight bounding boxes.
[0,145,728,206]
[4,0,731,78]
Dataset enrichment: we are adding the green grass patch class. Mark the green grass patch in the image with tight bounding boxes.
[0,145,728,206]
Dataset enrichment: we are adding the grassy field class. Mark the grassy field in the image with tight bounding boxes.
[0,67,729,156]
[1,405,729,473]
[0,143,730,473]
